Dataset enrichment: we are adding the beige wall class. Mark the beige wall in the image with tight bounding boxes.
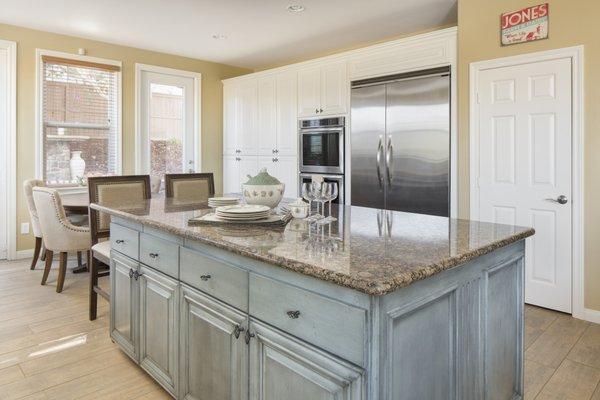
[458,0,600,310]
[0,23,251,252]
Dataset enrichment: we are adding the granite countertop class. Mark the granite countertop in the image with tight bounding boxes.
[91,198,534,296]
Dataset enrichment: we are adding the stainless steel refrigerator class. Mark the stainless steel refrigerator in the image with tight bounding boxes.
[350,68,450,217]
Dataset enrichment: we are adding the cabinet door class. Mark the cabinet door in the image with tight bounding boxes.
[320,62,347,116]
[257,77,277,156]
[223,84,238,155]
[239,156,259,186]
[297,67,321,118]
[258,156,276,177]
[180,285,248,400]
[276,72,298,156]
[139,266,179,396]
[276,156,298,198]
[223,155,240,194]
[249,320,364,400]
[110,252,139,362]
[236,81,258,155]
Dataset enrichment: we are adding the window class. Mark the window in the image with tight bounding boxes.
[40,53,121,184]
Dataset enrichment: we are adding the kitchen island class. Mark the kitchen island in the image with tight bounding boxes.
[91,197,534,400]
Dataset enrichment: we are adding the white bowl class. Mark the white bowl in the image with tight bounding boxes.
[242,183,285,209]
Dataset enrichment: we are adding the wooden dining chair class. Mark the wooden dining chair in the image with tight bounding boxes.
[165,173,215,203]
[88,175,151,320]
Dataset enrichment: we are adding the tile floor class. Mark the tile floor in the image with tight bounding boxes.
[0,257,599,399]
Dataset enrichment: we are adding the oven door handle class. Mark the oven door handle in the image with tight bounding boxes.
[376,135,384,188]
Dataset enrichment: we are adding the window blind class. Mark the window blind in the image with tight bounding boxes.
[42,56,119,184]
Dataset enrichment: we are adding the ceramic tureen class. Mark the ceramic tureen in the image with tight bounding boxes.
[242,168,285,209]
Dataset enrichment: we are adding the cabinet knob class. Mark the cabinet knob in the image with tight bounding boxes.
[315,108,319,114]
[149,253,159,259]
[233,324,245,339]
[319,108,323,113]
[129,269,134,279]
[244,329,255,345]
[115,239,125,244]
[272,149,276,154]
[200,274,211,281]
[272,157,278,162]
[236,157,241,161]
[133,270,143,281]
[286,310,301,319]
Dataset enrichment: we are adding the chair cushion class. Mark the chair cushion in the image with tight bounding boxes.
[92,241,111,265]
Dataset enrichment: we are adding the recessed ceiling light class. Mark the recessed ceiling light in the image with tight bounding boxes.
[212,34,227,40]
[287,4,305,12]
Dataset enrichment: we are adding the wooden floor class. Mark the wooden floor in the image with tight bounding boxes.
[1,258,600,399]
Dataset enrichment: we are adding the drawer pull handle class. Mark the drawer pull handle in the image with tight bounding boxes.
[286,310,301,319]
[233,324,245,339]
[115,239,125,244]
[200,274,211,281]
[149,253,159,259]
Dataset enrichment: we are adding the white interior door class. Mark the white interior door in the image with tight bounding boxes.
[0,45,8,259]
[139,70,196,181]
[475,57,572,313]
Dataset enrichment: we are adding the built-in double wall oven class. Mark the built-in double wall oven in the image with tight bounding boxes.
[298,116,345,203]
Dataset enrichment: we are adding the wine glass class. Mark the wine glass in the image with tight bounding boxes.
[311,181,326,220]
[323,182,338,223]
[302,183,320,221]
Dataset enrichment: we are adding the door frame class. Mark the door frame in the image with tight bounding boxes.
[134,63,202,174]
[0,39,16,260]
[469,46,586,321]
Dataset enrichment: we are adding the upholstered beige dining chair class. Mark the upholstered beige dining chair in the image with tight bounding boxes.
[165,173,215,203]
[23,179,46,270]
[87,175,151,320]
[32,187,91,293]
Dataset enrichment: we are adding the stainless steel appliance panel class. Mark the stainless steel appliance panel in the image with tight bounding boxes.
[299,117,344,175]
[350,84,386,210]
[385,75,450,216]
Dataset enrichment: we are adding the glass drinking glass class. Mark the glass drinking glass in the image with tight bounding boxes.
[311,181,326,220]
[323,182,338,223]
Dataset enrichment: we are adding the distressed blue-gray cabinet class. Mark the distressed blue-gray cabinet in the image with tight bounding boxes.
[108,218,525,400]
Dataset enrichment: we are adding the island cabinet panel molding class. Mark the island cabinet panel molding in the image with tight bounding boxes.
[95,198,532,400]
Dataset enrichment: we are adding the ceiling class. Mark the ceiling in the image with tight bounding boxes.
[0,0,457,69]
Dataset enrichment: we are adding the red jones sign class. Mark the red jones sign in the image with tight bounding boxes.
[501,3,549,45]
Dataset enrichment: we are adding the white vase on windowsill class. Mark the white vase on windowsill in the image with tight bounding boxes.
[69,151,86,183]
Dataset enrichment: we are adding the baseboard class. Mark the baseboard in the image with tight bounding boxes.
[582,308,600,324]
[15,248,82,262]
[16,249,34,259]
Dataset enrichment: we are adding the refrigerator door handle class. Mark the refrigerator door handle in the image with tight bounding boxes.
[386,136,394,184]
[376,135,384,188]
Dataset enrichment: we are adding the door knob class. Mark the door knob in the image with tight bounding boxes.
[545,195,568,204]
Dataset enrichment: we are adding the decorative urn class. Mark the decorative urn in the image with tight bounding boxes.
[242,168,285,209]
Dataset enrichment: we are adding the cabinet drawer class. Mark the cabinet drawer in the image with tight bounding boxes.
[110,223,139,260]
[180,248,248,312]
[249,274,366,366]
[139,233,179,279]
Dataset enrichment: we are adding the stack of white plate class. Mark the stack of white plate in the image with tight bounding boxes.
[215,204,271,221]
[208,197,239,208]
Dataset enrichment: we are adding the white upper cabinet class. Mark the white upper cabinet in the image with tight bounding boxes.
[297,67,321,118]
[297,62,347,118]
[223,84,238,155]
[236,81,258,155]
[257,76,277,156]
[320,62,348,116]
[275,72,298,156]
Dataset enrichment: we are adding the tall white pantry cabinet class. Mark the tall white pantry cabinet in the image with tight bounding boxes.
[222,62,348,198]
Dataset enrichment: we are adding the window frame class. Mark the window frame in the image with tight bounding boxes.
[35,49,123,186]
